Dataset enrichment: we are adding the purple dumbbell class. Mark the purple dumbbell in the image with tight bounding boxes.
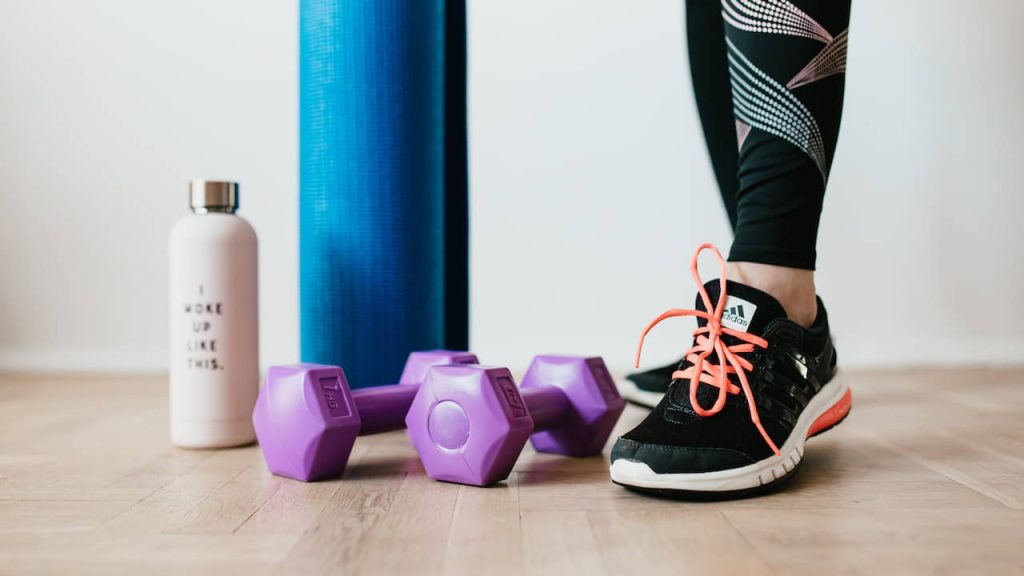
[404,355,625,486]
[252,350,478,482]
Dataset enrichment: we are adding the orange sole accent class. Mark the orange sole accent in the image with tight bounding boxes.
[806,387,852,438]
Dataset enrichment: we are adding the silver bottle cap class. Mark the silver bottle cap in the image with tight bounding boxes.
[189,180,239,213]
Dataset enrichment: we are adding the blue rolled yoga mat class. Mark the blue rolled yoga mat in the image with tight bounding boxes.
[300,0,469,388]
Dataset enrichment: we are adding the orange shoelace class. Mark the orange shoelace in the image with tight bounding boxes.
[634,243,780,455]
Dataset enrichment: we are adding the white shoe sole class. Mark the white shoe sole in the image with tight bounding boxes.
[616,379,666,409]
[610,371,850,494]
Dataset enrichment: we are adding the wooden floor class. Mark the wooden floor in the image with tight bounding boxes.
[1,369,1023,575]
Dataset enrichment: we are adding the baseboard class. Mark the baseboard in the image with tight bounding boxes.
[1,336,1022,374]
[0,347,167,374]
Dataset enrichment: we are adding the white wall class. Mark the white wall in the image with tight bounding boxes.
[0,0,298,371]
[1,0,1022,374]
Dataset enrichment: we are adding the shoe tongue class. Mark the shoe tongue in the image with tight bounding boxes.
[673,279,789,412]
[667,276,786,407]
[694,279,788,337]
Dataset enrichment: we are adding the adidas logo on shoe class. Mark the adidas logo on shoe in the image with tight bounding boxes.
[720,296,757,332]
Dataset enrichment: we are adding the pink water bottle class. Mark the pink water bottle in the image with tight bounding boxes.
[169,180,259,448]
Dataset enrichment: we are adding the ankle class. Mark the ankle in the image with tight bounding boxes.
[727,261,818,328]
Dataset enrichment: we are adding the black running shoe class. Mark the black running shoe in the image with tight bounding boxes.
[609,244,851,498]
[617,359,679,409]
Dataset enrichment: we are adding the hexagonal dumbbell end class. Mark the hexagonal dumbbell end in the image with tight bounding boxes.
[405,364,534,486]
[522,355,625,457]
[252,364,361,481]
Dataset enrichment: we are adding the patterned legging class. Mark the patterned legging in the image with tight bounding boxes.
[688,0,851,270]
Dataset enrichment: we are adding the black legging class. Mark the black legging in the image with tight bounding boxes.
[687,0,851,270]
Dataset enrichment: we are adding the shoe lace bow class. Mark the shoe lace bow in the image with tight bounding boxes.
[634,243,780,454]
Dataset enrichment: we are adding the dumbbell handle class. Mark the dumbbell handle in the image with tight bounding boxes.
[520,385,570,431]
[347,350,479,436]
[351,384,420,435]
